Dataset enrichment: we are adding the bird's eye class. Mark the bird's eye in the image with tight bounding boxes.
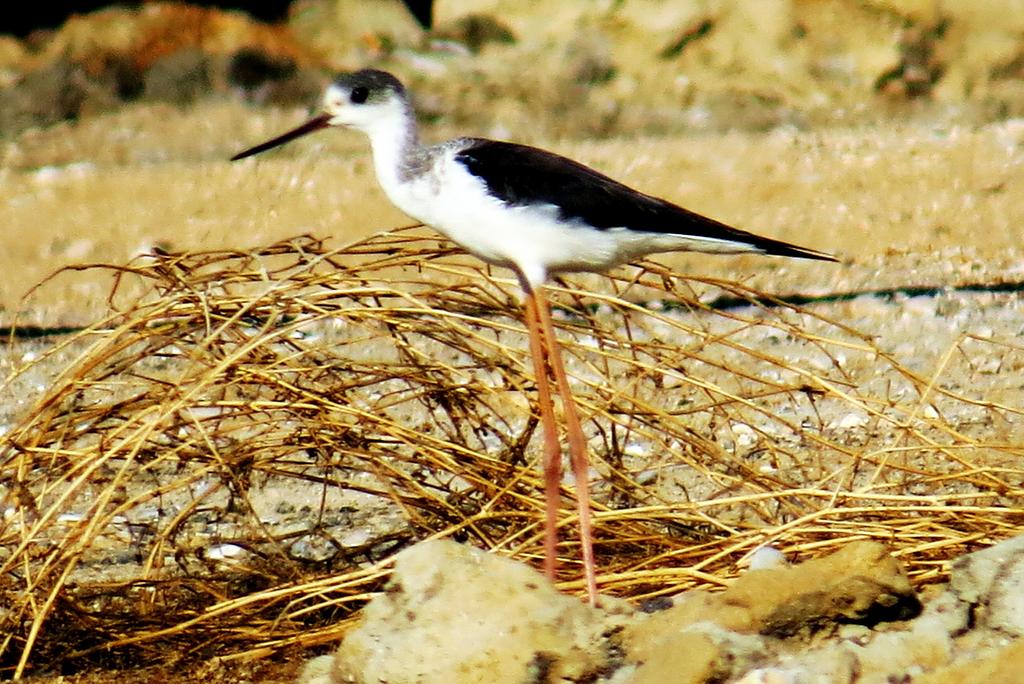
[350,87,369,104]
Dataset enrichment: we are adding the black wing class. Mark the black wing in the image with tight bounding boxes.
[454,139,835,262]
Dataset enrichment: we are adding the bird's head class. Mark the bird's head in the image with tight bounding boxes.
[322,69,409,132]
[231,69,410,161]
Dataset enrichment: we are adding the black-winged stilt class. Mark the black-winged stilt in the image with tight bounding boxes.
[232,68,836,604]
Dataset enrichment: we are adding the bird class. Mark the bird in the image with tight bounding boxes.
[231,68,837,605]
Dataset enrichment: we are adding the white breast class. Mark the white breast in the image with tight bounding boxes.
[373,146,632,284]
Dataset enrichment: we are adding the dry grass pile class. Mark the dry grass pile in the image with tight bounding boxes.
[1,227,1022,676]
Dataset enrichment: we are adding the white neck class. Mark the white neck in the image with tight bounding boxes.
[360,103,422,197]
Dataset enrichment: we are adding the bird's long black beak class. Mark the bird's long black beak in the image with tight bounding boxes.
[230,114,333,161]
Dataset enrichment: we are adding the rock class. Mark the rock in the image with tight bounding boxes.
[718,588,962,683]
[0,59,97,133]
[914,636,1024,684]
[287,0,423,64]
[717,577,977,683]
[950,534,1024,635]
[227,47,296,91]
[224,47,324,105]
[305,539,616,684]
[749,545,789,570]
[627,622,765,684]
[839,618,952,681]
[299,655,336,684]
[914,587,971,637]
[289,535,339,563]
[620,541,920,683]
[624,541,919,649]
[300,539,922,684]
[143,47,211,105]
[432,14,517,53]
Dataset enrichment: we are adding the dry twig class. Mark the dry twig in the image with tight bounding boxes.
[1,228,1022,675]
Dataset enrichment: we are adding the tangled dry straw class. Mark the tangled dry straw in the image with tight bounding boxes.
[1,227,1022,675]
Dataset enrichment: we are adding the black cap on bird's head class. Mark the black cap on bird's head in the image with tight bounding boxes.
[331,69,407,103]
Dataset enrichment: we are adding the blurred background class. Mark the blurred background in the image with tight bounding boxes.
[4,0,1023,137]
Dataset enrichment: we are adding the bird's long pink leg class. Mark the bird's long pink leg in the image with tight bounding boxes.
[533,286,599,604]
[520,283,564,582]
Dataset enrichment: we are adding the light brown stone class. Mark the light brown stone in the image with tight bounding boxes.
[626,541,917,647]
[915,636,1024,684]
[309,539,613,684]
